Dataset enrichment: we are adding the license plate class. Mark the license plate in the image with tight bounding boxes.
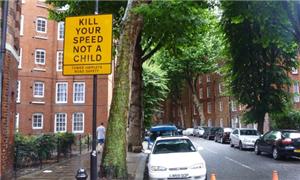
[169,173,189,178]
[294,149,300,153]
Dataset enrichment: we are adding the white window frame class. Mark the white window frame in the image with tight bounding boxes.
[207,102,212,113]
[56,82,68,103]
[36,17,47,33]
[20,15,24,36]
[35,49,46,65]
[220,118,223,128]
[32,113,43,129]
[55,113,67,133]
[218,83,222,94]
[33,81,44,98]
[57,22,65,40]
[15,113,20,132]
[292,67,298,75]
[18,48,22,69]
[73,82,85,103]
[219,101,223,112]
[199,88,203,99]
[198,77,202,84]
[207,86,211,98]
[231,100,237,111]
[207,75,211,82]
[56,51,63,71]
[16,80,21,103]
[294,82,300,102]
[72,112,84,133]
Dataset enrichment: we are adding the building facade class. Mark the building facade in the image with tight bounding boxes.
[0,1,21,179]
[17,0,112,135]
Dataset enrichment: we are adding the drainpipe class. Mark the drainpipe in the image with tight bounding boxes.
[0,0,9,117]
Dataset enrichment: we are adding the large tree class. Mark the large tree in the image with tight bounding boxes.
[221,1,298,133]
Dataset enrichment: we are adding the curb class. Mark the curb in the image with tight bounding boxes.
[134,153,148,180]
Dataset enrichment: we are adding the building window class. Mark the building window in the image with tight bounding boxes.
[219,101,223,112]
[35,49,46,65]
[199,88,203,99]
[36,17,47,33]
[231,100,237,111]
[32,113,43,129]
[220,118,223,128]
[73,82,85,103]
[198,76,202,85]
[208,119,212,127]
[207,86,211,98]
[16,80,21,103]
[55,113,67,132]
[33,81,44,98]
[207,75,211,82]
[20,15,24,35]
[294,82,300,102]
[15,113,19,132]
[57,22,64,40]
[207,102,212,113]
[56,82,68,103]
[18,48,22,69]
[218,83,222,94]
[292,67,298,74]
[56,51,63,71]
[73,112,84,133]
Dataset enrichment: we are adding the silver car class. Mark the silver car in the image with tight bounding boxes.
[230,128,260,150]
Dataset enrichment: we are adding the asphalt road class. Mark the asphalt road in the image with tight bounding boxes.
[190,136,300,180]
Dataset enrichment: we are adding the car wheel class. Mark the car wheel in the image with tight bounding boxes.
[272,147,281,160]
[254,143,261,155]
[239,141,243,150]
[230,140,234,147]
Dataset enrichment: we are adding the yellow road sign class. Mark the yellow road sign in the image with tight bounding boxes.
[63,14,112,75]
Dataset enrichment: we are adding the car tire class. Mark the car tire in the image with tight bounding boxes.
[272,147,281,160]
[230,140,234,147]
[239,141,243,150]
[254,143,261,155]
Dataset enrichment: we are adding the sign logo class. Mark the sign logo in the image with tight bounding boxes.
[63,14,112,75]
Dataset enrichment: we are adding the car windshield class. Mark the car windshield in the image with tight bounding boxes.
[282,132,300,139]
[153,139,196,154]
[240,130,259,136]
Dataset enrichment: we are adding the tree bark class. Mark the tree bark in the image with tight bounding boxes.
[257,112,265,134]
[101,0,144,178]
[192,93,205,126]
[127,32,144,153]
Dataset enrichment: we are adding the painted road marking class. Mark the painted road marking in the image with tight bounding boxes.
[225,156,255,171]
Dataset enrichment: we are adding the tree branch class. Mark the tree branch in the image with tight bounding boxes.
[141,34,165,62]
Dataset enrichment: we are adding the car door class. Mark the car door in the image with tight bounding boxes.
[259,131,273,152]
[231,129,239,146]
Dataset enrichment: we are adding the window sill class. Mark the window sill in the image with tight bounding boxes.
[33,127,43,130]
[34,35,48,40]
[31,101,45,104]
[32,67,46,72]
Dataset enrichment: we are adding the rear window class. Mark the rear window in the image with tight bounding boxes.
[282,132,300,139]
[149,130,177,142]
[240,130,259,136]
[153,139,196,154]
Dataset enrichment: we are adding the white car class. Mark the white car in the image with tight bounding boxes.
[183,128,194,136]
[230,128,260,150]
[146,136,207,180]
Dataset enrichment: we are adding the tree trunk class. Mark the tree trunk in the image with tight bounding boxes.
[127,33,144,153]
[257,112,265,134]
[192,93,205,126]
[179,102,185,128]
[101,0,144,178]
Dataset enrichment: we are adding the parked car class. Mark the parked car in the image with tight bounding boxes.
[230,128,260,150]
[145,124,178,149]
[193,126,205,137]
[205,127,221,140]
[202,127,211,139]
[254,130,300,160]
[214,127,232,144]
[183,128,194,136]
[145,136,207,180]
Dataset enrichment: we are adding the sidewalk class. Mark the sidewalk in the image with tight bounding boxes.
[16,150,147,180]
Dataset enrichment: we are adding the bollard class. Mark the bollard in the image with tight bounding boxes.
[272,170,279,180]
[75,168,88,180]
[210,173,216,180]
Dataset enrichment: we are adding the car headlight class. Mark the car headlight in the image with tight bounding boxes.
[190,163,205,169]
[150,166,167,171]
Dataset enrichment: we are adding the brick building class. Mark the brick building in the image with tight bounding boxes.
[0,1,21,179]
[17,0,112,135]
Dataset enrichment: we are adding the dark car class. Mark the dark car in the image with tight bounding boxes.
[214,127,232,144]
[205,127,221,140]
[254,130,300,160]
[202,127,211,139]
